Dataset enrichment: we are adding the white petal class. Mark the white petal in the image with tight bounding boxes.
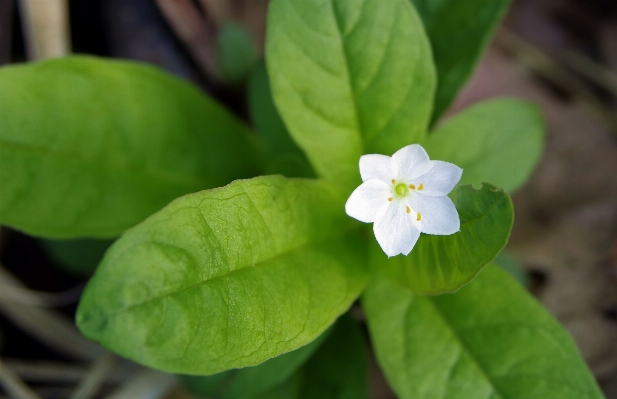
[373,201,421,257]
[408,194,460,235]
[414,161,462,197]
[391,144,431,181]
[359,154,392,182]
[345,180,391,223]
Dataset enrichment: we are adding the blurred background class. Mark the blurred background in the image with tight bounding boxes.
[0,0,616,398]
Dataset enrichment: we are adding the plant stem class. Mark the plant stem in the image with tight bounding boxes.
[0,278,84,307]
[496,28,617,137]
[68,353,117,399]
[17,0,71,60]
[0,360,42,399]
[105,369,176,399]
[155,0,220,82]
[3,359,134,385]
[0,265,103,362]
[557,49,617,98]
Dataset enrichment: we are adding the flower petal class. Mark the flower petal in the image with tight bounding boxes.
[359,154,392,182]
[373,201,421,257]
[391,144,431,181]
[345,180,391,223]
[414,161,462,197]
[408,194,460,235]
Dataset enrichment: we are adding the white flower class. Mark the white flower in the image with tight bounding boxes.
[345,144,462,257]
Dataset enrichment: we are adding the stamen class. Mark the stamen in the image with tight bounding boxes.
[418,183,424,191]
[391,179,396,184]
[394,183,409,197]
[409,184,416,190]
[406,206,411,214]
[388,197,393,201]
[417,212,422,221]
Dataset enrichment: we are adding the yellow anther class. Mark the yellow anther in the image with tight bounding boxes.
[417,212,422,221]
[418,183,424,191]
[391,179,396,184]
[406,206,411,214]
[388,197,393,201]
[409,184,416,190]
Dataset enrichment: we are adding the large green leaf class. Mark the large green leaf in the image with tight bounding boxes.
[267,0,435,185]
[257,314,368,399]
[180,326,331,399]
[494,250,529,288]
[76,176,368,374]
[247,63,314,178]
[0,56,263,238]
[375,183,513,294]
[363,264,604,399]
[424,99,544,193]
[411,0,511,122]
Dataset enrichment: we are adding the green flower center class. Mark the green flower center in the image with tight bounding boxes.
[394,182,409,197]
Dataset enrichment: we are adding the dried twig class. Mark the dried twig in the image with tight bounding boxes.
[105,369,176,399]
[557,49,617,98]
[17,0,71,60]
[69,353,117,399]
[155,0,220,82]
[0,279,84,307]
[3,359,134,385]
[197,0,231,27]
[0,360,42,399]
[0,266,103,362]
[496,28,617,136]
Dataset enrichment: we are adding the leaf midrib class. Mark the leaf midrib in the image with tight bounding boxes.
[423,297,600,399]
[326,0,364,152]
[99,224,361,318]
[423,297,506,399]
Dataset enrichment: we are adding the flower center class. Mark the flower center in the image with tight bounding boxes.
[394,182,409,197]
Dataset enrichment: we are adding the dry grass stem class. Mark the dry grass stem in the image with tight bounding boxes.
[197,0,231,27]
[496,28,617,136]
[0,272,84,307]
[105,369,176,399]
[0,360,42,399]
[155,0,220,82]
[3,359,134,385]
[558,50,617,98]
[18,0,71,60]
[0,266,103,362]
[69,353,117,399]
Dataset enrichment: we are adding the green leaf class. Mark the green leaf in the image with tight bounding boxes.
[40,238,114,276]
[217,22,260,85]
[247,63,314,178]
[257,313,369,399]
[76,176,368,374]
[180,326,332,399]
[293,313,368,399]
[363,264,605,399]
[0,56,264,238]
[375,183,513,294]
[424,99,544,193]
[267,0,435,185]
[494,250,529,288]
[411,0,511,122]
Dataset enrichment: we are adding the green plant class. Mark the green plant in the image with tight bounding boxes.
[0,0,603,398]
